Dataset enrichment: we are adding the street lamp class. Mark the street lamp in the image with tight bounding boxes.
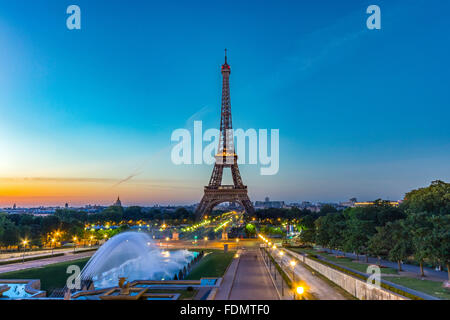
[22,240,28,263]
[73,237,77,252]
[295,286,305,300]
[290,260,297,282]
[51,238,56,255]
[204,237,208,248]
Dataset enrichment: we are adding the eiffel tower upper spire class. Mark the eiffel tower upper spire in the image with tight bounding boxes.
[221,48,230,73]
[219,49,233,157]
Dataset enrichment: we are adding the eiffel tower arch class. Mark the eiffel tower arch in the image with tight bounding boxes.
[196,50,255,219]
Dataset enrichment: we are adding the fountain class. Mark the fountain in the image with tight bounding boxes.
[80,232,197,289]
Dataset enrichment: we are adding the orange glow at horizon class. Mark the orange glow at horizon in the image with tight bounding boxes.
[0,178,199,207]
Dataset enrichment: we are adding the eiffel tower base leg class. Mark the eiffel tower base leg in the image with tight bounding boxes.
[195,188,254,220]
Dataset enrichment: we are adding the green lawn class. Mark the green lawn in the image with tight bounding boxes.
[290,248,318,256]
[321,254,398,274]
[0,258,90,293]
[185,251,235,280]
[0,250,234,296]
[290,248,398,274]
[386,277,450,300]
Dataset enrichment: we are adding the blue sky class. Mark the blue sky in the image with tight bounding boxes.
[0,0,449,206]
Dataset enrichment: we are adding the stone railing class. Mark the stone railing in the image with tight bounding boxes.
[286,249,407,300]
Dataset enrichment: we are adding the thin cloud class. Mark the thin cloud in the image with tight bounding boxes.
[112,105,212,188]
[0,177,117,183]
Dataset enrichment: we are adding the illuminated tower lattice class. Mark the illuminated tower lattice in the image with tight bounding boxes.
[195,50,255,219]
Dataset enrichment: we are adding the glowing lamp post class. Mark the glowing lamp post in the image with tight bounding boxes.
[204,237,208,248]
[22,240,28,263]
[295,286,305,300]
[290,260,297,282]
[51,238,56,255]
[73,237,78,252]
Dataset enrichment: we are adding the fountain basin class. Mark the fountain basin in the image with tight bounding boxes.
[80,232,198,289]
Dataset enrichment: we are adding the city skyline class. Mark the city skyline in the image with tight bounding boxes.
[1,0,449,207]
[0,190,408,209]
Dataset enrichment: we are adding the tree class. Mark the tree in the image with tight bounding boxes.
[405,213,434,276]
[375,205,406,226]
[343,202,405,262]
[315,216,331,249]
[315,213,346,252]
[328,214,347,254]
[428,215,450,280]
[319,204,337,215]
[123,206,142,220]
[40,215,61,235]
[344,218,373,261]
[102,206,124,222]
[173,207,191,220]
[0,215,19,246]
[383,220,413,271]
[401,180,450,215]
[245,223,256,237]
[368,226,392,265]
[297,214,316,245]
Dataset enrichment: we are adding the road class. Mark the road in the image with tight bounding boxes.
[0,251,95,274]
[228,249,280,300]
[215,248,280,300]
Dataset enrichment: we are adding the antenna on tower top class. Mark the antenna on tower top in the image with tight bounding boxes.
[224,48,227,64]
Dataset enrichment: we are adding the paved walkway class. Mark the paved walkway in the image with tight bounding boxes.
[0,247,98,264]
[276,252,347,300]
[216,249,279,300]
[0,248,70,261]
[0,251,95,274]
[295,249,440,300]
[327,249,448,280]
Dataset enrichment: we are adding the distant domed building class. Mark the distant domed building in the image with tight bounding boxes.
[113,196,122,207]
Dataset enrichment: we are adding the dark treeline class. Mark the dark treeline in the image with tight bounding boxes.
[55,206,194,224]
[254,203,339,221]
[0,206,195,248]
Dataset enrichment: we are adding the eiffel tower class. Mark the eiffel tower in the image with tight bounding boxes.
[195,50,255,219]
